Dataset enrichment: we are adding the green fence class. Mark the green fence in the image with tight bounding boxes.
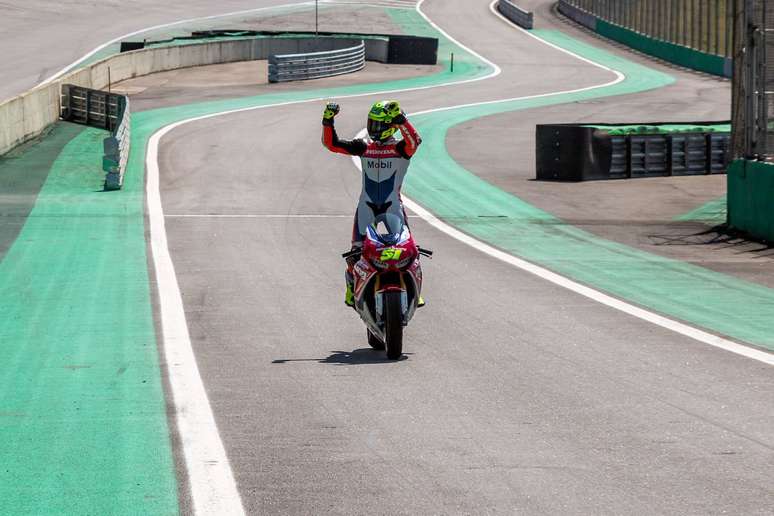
[562,0,734,58]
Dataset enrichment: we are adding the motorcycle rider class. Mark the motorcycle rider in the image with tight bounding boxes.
[321,100,422,307]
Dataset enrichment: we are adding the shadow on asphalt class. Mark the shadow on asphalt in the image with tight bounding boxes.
[272,348,410,365]
[649,224,774,258]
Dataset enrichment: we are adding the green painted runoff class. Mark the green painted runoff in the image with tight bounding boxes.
[0,127,177,514]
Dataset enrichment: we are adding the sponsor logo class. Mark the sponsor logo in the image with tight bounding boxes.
[365,147,399,156]
[354,262,369,280]
[366,161,393,169]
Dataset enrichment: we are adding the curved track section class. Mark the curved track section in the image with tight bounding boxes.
[144,0,774,513]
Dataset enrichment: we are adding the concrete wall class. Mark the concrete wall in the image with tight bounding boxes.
[0,36,389,156]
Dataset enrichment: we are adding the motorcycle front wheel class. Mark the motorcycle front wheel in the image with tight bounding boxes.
[367,329,385,350]
[383,290,403,360]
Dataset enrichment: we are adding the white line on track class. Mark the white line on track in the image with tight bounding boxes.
[147,124,245,515]
[166,214,356,218]
[401,202,774,366]
[144,1,773,513]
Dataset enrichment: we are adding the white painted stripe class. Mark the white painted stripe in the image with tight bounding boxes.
[147,123,246,515]
[403,197,774,366]
[165,213,356,218]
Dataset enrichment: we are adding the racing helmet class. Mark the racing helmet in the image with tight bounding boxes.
[367,100,400,142]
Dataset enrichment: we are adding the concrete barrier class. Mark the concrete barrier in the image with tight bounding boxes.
[497,0,534,30]
[0,35,395,156]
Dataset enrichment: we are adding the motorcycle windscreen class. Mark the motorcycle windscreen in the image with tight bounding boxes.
[368,212,407,245]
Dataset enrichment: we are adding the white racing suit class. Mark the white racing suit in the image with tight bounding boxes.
[321,118,422,244]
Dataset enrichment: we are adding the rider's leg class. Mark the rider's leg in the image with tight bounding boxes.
[345,207,368,307]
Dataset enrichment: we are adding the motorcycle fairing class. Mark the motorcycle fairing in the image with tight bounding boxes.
[352,259,377,299]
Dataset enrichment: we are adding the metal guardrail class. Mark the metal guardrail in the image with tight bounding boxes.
[268,41,366,83]
[61,85,130,190]
[497,0,534,30]
[734,0,774,159]
[103,98,130,190]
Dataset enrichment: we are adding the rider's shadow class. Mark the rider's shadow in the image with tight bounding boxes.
[273,348,410,365]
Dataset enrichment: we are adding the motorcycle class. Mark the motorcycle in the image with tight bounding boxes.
[343,213,432,360]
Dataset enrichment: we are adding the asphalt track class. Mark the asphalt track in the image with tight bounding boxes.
[145,0,773,514]
[1,0,772,513]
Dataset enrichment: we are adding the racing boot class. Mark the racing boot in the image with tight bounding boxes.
[344,283,355,307]
[343,245,361,308]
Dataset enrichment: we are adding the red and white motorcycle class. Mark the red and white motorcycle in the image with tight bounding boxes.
[343,213,431,360]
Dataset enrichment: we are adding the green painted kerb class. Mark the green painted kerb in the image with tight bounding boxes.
[585,123,730,136]
[674,195,728,224]
[596,19,729,78]
[406,30,774,350]
[728,159,774,242]
[0,128,178,514]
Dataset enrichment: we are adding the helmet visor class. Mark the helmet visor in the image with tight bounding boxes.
[367,118,394,141]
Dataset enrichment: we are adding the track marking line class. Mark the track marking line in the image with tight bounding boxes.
[165,214,358,218]
[401,199,774,366]
[147,124,245,516]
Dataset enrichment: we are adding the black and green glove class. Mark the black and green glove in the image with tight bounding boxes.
[322,102,340,125]
[384,100,406,125]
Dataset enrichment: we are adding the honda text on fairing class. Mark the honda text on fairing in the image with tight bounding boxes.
[322,100,430,359]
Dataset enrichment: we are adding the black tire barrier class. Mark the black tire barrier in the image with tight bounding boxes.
[387,35,438,65]
[535,122,731,181]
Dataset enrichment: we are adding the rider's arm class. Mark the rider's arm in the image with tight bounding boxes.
[322,123,367,156]
[321,102,367,156]
[395,118,422,159]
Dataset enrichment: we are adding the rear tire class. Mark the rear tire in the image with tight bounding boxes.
[383,291,403,360]
[367,329,385,350]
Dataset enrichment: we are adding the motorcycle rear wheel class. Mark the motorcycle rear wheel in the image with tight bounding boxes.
[383,291,403,360]
[367,329,385,350]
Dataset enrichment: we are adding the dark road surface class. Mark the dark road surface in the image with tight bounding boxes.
[145,1,774,513]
